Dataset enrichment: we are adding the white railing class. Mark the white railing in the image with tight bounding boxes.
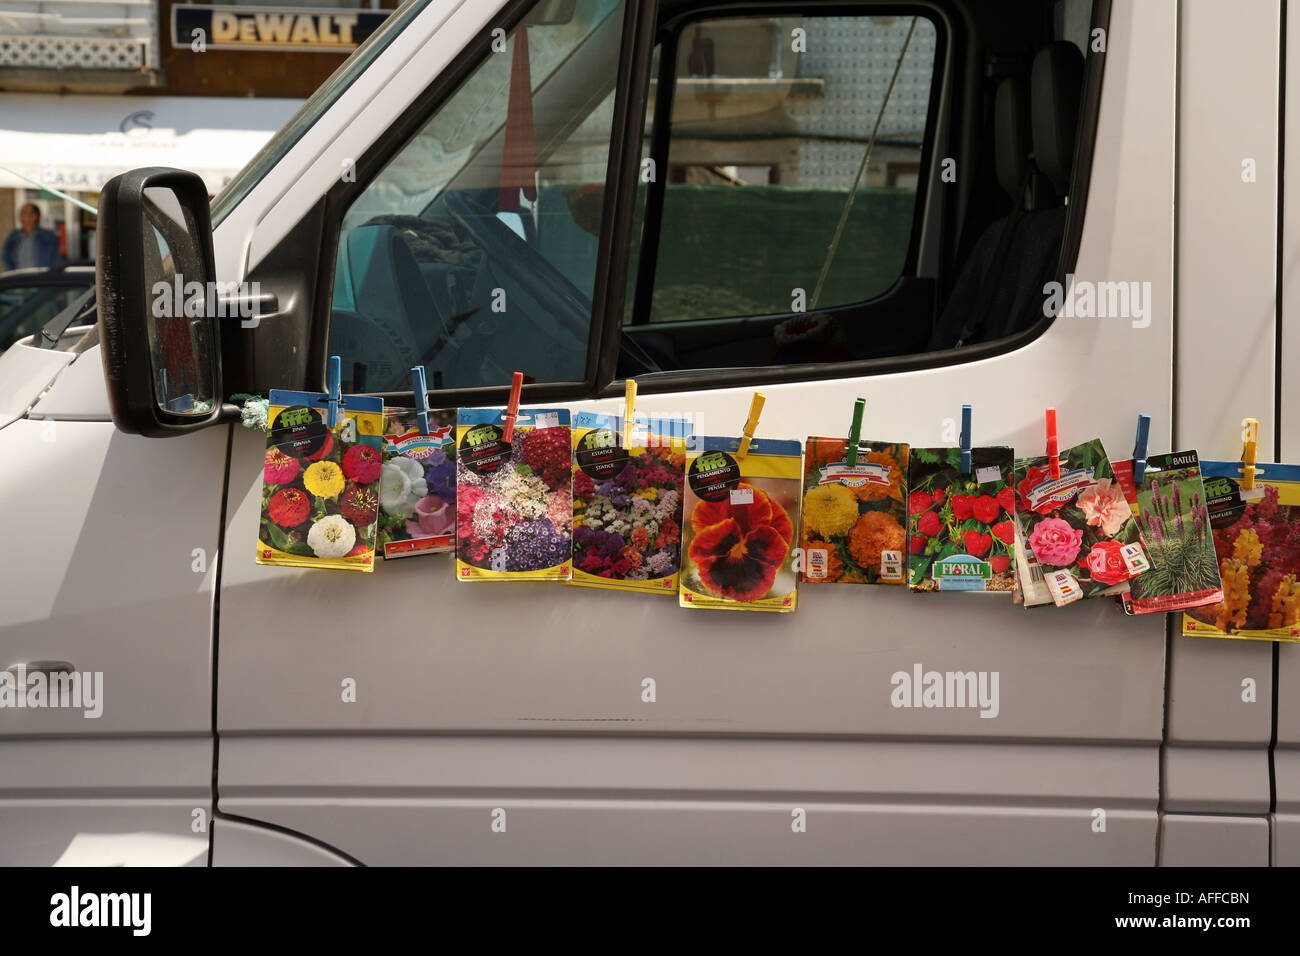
[0,1,157,70]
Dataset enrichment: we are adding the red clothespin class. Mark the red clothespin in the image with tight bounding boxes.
[501,371,524,442]
[1046,407,1060,480]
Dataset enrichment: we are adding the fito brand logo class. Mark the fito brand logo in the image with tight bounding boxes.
[890,663,999,718]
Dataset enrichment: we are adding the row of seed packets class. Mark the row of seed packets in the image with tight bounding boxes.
[252,389,1300,639]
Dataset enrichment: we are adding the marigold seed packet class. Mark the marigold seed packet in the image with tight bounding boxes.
[680,437,801,612]
[571,412,690,594]
[800,438,909,585]
[1182,461,1300,641]
[257,389,385,571]
[907,447,1015,593]
[456,407,572,581]
[378,406,457,559]
[1014,438,1148,607]
[1111,452,1223,615]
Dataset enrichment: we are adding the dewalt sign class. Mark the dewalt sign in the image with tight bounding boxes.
[171,5,390,52]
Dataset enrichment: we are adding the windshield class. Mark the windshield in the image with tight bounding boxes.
[210,0,435,226]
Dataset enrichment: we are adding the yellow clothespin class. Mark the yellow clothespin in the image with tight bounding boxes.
[1241,418,1259,490]
[623,378,637,448]
[737,392,766,458]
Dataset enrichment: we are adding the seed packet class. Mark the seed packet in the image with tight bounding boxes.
[680,437,801,612]
[1014,439,1149,607]
[906,447,1015,592]
[800,438,909,585]
[570,412,690,594]
[1182,461,1300,641]
[455,407,572,581]
[1111,452,1223,615]
[377,406,457,559]
[257,389,385,571]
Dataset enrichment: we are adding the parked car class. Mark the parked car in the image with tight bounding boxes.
[0,263,94,353]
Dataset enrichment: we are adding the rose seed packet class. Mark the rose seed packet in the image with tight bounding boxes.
[800,438,909,585]
[906,447,1015,593]
[257,389,385,571]
[455,407,572,581]
[378,406,457,559]
[1014,438,1149,607]
[1182,460,1300,641]
[1111,451,1223,615]
[570,412,691,595]
[680,437,801,612]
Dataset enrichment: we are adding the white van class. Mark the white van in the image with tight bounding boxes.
[0,0,1294,866]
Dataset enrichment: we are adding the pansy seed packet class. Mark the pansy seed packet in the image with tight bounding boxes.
[378,406,457,558]
[800,438,909,585]
[1182,460,1300,641]
[257,389,384,571]
[571,412,690,594]
[456,407,572,581]
[906,446,1015,593]
[681,437,801,612]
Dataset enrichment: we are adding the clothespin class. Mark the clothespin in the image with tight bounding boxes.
[846,398,865,467]
[623,378,637,448]
[411,366,429,436]
[1046,407,1059,480]
[1241,418,1259,490]
[960,404,973,475]
[1132,413,1151,485]
[501,371,524,442]
[737,392,766,458]
[326,355,342,429]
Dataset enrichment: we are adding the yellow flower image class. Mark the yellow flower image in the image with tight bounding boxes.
[303,460,346,499]
[803,482,859,538]
[1232,528,1263,568]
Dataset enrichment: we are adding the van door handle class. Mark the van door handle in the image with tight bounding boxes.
[217,290,280,319]
[4,660,75,678]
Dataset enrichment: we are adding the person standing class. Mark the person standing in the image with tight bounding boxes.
[3,203,62,272]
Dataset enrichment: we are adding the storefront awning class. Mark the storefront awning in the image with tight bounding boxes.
[0,93,303,196]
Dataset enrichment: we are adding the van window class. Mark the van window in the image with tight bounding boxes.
[327,0,626,393]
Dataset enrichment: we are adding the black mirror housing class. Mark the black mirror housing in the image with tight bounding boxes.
[96,167,224,437]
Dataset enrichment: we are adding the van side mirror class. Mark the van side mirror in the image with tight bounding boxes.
[96,167,223,436]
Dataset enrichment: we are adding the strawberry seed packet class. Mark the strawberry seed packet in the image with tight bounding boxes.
[378,406,457,558]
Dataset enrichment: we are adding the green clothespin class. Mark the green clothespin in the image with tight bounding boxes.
[846,398,865,467]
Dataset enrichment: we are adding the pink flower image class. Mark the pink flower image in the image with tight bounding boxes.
[406,494,453,538]
[1077,478,1131,538]
[1028,516,1085,566]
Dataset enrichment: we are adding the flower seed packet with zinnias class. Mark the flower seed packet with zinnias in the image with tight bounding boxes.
[571,412,690,594]
[378,407,457,559]
[1181,460,1300,641]
[257,390,385,571]
[1013,439,1149,607]
[456,407,572,581]
[801,438,909,585]
[906,447,1015,593]
[680,437,801,612]
[1111,451,1223,615]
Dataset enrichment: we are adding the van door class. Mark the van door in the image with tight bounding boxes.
[213,0,1179,864]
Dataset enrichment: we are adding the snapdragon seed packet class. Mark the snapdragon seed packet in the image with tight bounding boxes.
[257,389,385,571]
[1182,461,1300,641]
[570,412,690,594]
[1013,439,1148,607]
[800,438,909,585]
[455,407,572,581]
[378,406,457,559]
[680,437,801,612]
[1111,451,1224,615]
[906,446,1015,593]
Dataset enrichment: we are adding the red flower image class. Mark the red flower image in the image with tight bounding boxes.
[339,481,379,526]
[951,495,973,520]
[997,486,1015,516]
[909,533,926,554]
[1016,463,1059,514]
[268,487,310,528]
[523,426,571,486]
[963,530,992,557]
[990,555,1011,574]
[302,432,335,462]
[991,520,1015,545]
[917,510,942,537]
[971,495,1000,523]
[1086,540,1131,586]
[264,447,300,486]
[908,491,932,514]
[342,443,382,484]
[689,483,793,602]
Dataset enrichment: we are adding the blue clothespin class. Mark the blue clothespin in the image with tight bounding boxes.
[326,355,342,429]
[959,404,972,475]
[1132,413,1151,485]
[411,366,430,435]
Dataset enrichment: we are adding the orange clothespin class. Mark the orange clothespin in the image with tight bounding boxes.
[501,371,524,442]
[1046,407,1060,480]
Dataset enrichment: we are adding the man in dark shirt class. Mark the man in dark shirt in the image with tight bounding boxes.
[3,203,62,272]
